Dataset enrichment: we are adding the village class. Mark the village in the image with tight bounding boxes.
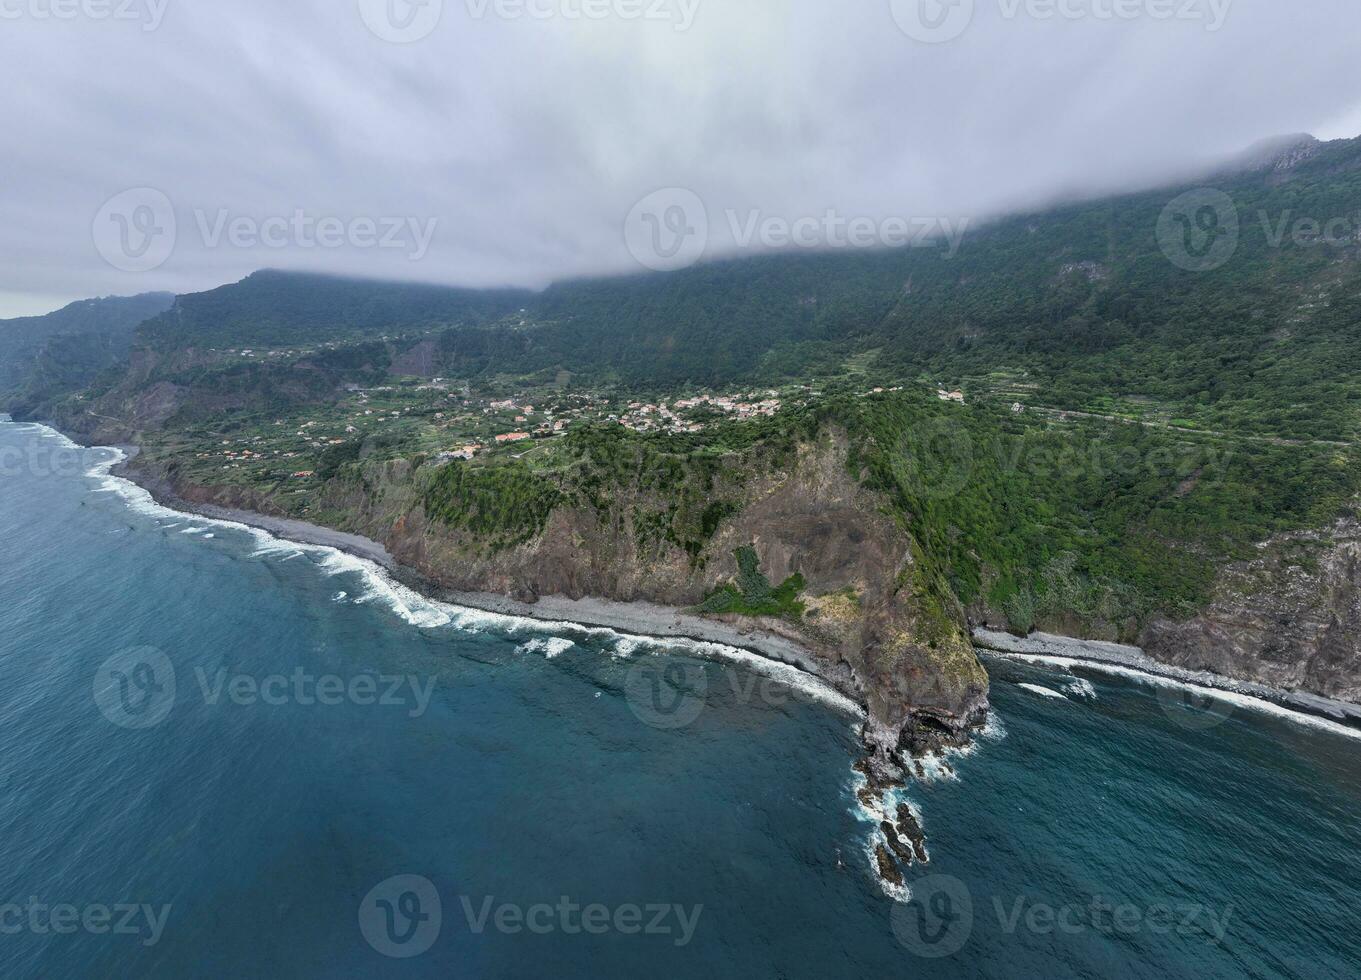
[178,372,982,492]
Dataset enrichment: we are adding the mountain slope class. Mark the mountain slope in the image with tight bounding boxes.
[11,132,1361,754]
[0,292,174,394]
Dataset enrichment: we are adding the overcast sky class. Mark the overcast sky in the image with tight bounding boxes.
[2,0,1359,317]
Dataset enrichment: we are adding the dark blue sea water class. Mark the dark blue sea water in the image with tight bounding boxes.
[1,418,1359,979]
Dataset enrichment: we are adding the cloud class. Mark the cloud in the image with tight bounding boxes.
[1,0,1358,315]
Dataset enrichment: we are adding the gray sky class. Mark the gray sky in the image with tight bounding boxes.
[2,0,1359,317]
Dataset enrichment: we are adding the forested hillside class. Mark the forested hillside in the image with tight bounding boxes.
[71,133,1361,443]
[0,292,173,392]
[11,133,1361,669]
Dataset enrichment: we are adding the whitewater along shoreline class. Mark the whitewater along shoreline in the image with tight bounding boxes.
[106,437,1361,737]
[973,628,1361,734]
[97,444,955,897]
[24,418,1356,893]
[111,447,843,704]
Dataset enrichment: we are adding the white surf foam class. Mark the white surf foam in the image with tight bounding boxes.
[1066,677,1097,699]
[40,423,867,722]
[996,652,1361,742]
[670,639,865,718]
[518,637,576,660]
[1018,683,1069,701]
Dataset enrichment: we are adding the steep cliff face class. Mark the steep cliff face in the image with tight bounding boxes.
[133,428,991,751]
[1142,512,1361,702]
[383,431,987,747]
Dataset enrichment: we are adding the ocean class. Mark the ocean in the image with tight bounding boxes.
[1,417,1359,978]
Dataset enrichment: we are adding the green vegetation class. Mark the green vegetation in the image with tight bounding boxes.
[836,390,1360,633]
[698,546,807,620]
[11,137,1361,641]
[424,461,563,549]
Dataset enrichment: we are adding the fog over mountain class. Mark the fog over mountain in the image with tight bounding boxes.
[2,0,1358,316]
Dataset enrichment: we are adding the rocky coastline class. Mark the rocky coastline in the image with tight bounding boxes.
[973,628,1361,731]
[109,442,986,889]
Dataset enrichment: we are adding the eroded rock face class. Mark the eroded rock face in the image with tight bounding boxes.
[1142,513,1361,702]
[126,429,991,749]
[335,431,990,747]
